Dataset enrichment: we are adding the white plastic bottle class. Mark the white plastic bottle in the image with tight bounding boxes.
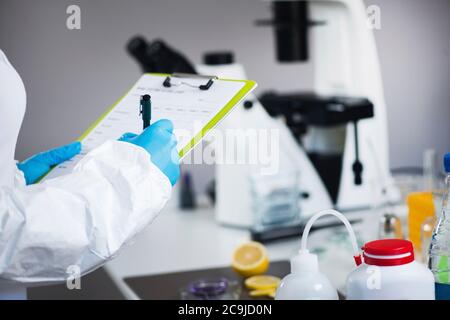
[276,209,361,300]
[275,250,338,300]
[346,239,435,300]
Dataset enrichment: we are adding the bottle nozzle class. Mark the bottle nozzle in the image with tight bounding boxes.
[300,209,361,267]
[291,250,319,273]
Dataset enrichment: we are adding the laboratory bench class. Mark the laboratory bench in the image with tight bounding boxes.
[102,193,400,300]
[29,193,407,300]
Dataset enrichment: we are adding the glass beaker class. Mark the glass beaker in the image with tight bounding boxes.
[249,171,301,230]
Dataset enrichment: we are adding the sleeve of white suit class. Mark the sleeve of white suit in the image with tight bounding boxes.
[0,140,171,284]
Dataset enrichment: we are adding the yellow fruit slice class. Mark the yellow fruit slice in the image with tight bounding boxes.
[231,241,269,277]
[249,288,277,298]
[245,275,281,290]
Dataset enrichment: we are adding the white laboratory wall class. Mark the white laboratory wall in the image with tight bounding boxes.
[0,0,449,194]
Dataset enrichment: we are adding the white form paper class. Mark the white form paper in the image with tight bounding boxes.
[43,74,254,180]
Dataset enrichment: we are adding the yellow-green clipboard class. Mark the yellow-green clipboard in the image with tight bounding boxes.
[40,73,257,181]
[39,73,257,181]
[77,73,256,160]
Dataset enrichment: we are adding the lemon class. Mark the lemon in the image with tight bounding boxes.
[245,275,281,290]
[268,290,276,299]
[249,288,277,298]
[231,241,269,277]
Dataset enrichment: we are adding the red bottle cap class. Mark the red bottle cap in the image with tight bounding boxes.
[362,239,415,266]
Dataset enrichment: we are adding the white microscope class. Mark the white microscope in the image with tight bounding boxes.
[127,0,400,240]
[196,0,399,236]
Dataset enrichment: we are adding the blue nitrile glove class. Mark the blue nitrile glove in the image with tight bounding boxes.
[119,119,180,186]
[17,141,82,185]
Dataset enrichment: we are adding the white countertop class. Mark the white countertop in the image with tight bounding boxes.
[104,202,298,299]
[104,195,406,300]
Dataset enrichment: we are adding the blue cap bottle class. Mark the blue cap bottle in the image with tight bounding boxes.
[444,153,450,173]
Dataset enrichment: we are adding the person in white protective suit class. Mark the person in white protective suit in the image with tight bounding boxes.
[0,49,180,299]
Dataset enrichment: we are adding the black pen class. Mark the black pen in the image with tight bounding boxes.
[140,94,151,129]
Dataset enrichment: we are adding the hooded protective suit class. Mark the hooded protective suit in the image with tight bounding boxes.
[0,49,174,299]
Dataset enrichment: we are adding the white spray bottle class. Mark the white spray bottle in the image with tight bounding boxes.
[275,210,362,300]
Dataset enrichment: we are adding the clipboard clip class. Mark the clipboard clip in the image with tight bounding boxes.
[163,73,218,91]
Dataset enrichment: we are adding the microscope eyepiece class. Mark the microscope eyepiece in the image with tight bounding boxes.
[126,36,196,74]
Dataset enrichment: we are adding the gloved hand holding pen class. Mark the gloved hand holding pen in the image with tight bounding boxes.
[119,119,180,186]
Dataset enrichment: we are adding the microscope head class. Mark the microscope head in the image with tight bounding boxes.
[257,1,322,62]
[127,36,197,74]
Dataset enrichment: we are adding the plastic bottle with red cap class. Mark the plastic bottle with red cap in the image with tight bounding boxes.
[277,209,435,300]
[346,238,435,299]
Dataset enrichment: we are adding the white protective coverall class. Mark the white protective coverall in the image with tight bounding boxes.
[0,49,172,299]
